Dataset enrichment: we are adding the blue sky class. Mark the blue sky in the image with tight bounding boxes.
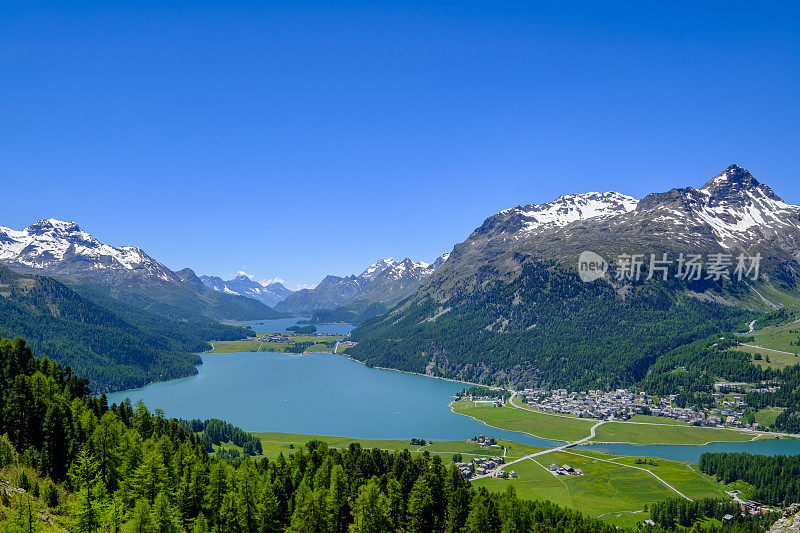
[2,1,798,289]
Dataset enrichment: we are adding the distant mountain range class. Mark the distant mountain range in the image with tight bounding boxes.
[274,254,449,322]
[200,274,292,307]
[347,165,800,390]
[0,219,283,391]
[0,219,283,322]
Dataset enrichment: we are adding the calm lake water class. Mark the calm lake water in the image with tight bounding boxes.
[579,439,800,462]
[106,350,800,462]
[106,352,559,447]
[235,318,355,336]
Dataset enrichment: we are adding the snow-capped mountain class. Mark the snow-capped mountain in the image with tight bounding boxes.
[0,219,177,282]
[359,258,401,281]
[346,164,800,390]
[477,192,639,239]
[200,274,293,307]
[633,165,800,251]
[275,254,449,315]
[0,219,281,321]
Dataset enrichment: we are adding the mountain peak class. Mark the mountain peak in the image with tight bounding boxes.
[700,164,785,205]
[702,164,759,190]
[28,218,82,235]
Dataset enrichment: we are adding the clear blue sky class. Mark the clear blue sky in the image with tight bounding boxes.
[2,1,798,289]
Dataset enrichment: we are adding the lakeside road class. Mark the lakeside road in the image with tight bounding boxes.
[505,390,800,441]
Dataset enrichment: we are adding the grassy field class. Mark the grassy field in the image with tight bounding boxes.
[253,432,542,460]
[734,344,800,370]
[592,421,756,445]
[207,335,340,354]
[754,406,784,427]
[452,399,595,441]
[474,447,726,527]
[627,414,690,425]
[235,431,731,528]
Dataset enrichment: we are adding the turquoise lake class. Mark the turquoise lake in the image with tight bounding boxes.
[106,348,800,462]
[106,351,559,447]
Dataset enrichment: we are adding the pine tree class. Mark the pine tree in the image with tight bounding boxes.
[465,488,500,533]
[204,462,228,533]
[350,478,392,533]
[444,465,471,533]
[326,464,349,533]
[406,476,435,533]
[288,481,330,533]
[235,462,259,533]
[131,450,170,504]
[70,447,104,533]
[127,498,153,533]
[103,495,125,533]
[259,482,282,533]
[150,491,181,533]
[14,494,41,533]
[192,513,209,533]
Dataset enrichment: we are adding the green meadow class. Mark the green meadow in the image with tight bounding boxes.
[473,447,726,527]
[452,398,756,445]
[593,420,756,445]
[451,399,595,442]
[734,344,800,370]
[252,432,541,461]
[214,431,733,528]
[207,334,340,354]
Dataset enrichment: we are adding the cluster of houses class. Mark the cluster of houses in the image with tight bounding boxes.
[456,456,507,479]
[520,388,648,419]
[548,463,583,476]
[726,491,774,517]
[243,334,295,344]
[338,340,358,348]
[518,387,768,430]
[475,434,497,447]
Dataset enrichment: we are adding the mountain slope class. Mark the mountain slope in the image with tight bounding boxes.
[0,219,282,321]
[276,255,448,316]
[276,274,367,314]
[0,263,248,392]
[347,165,799,390]
[200,274,292,307]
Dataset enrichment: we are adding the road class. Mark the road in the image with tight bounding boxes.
[470,419,605,481]
[470,415,693,501]
[740,343,798,357]
[561,450,692,501]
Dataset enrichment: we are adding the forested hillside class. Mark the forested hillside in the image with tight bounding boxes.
[0,336,624,532]
[347,261,753,390]
[0,265,249,392]
[700,453,800,506]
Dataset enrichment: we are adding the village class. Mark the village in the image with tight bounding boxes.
[510,387,772,430]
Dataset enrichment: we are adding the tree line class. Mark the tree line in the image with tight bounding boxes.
[699,452,800,506]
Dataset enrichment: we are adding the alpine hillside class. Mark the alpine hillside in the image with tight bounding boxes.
[347,165,800,390]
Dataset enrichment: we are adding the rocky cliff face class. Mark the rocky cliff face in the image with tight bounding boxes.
[770,504,800,533]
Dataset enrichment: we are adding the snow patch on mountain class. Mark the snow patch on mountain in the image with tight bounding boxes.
[0,219,175,280]
[637,165,800,249]
[514,192,639,233]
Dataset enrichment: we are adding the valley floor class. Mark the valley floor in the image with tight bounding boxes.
[247,431,731,529]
